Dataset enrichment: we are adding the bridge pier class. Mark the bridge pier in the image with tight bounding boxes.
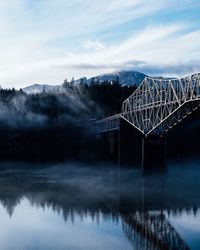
[97,131,119,163]
[118,119,142,165]
[142,135,166,172]
[96,119,166,171]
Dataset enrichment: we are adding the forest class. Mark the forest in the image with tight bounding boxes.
[0,81,136,161]
[0,80,199,162]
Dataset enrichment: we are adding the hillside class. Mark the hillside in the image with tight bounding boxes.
[23,70,147,94]
[87,70,147,86]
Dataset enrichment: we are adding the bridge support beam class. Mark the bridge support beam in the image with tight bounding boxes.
[142,135,166,172]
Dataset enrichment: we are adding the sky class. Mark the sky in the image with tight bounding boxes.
[0,0,200,88]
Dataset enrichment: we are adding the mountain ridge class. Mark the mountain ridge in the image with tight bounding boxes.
[23,70,148,94]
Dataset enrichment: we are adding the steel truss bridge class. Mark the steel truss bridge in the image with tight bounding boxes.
[95,73,200,136]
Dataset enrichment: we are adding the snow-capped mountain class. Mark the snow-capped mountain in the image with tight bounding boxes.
[87,70,147,86]
[23,71,148,94]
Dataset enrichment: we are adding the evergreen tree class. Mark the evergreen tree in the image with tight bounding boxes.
[62,78,69,88]
[70,77,75,87]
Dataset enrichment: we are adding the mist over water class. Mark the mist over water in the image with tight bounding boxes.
[0,160,199,250]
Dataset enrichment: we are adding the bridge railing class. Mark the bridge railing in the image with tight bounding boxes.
[95,114,121,134]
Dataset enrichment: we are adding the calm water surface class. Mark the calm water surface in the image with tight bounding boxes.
[0,160,199,250]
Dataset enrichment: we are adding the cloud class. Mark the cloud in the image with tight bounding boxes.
[0,1,199,88]
[82,40,106,51]
[65,59,145,70]
[50,24,200,78]
[54,59,200,78]
[124,60,200,77]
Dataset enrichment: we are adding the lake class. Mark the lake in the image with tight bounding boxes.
[0,160,199,250]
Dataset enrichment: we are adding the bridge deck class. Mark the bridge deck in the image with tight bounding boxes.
[95,114,121,134]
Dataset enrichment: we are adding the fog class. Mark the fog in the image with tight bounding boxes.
[0,161,199,250]
[0,87,102,130]
[0,161,199,215]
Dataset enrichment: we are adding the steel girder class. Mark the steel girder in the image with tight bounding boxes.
[121,73,200,136]
[95,114,120,134]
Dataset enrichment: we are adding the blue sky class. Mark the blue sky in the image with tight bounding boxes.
[0,0,200,88]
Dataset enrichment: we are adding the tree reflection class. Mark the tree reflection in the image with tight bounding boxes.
[0,163,199,249]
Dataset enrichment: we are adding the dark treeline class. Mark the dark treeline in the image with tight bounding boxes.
[0,80,199,162]
[0,81,136,161]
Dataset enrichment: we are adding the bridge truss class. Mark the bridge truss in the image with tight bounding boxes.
[95,114,120,134]
[121,73,200,136]
[95,73,200,136]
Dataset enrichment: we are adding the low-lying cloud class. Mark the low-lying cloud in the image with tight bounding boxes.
[55,59,200,78]
[0,88,102,130]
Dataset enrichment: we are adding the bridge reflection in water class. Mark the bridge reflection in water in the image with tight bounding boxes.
[0,162,199,249]
[122,213,189,250]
